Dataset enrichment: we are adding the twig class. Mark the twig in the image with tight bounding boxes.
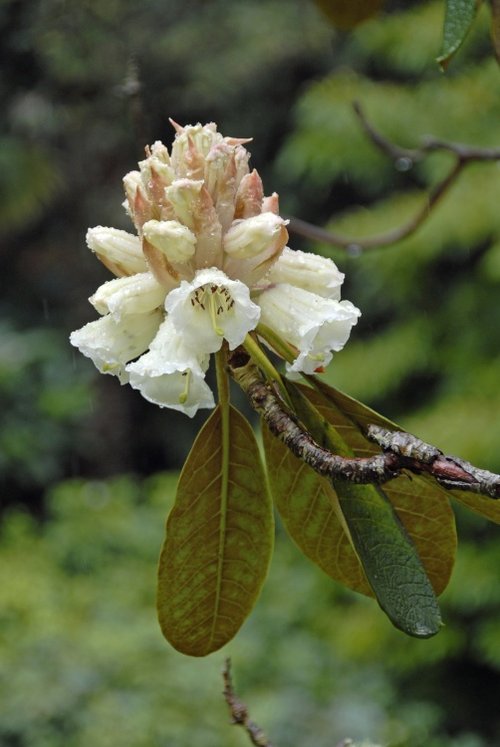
[227,350,500,498]
[222,658,274,747]
[354,101,500,162]
[367,425,500,498]
[288,102,500,252]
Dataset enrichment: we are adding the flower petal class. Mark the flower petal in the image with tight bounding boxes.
[126,317,214,417]
[166,179,223,269]
[165,267,261,353]
[223,215,288,287]
[142,220,197,263]
[264,247,345,300]
[223,213,289,259]
[89,272,167,320]
[257,283,360,374]
[69,310,163,382]
[86,226,147,277]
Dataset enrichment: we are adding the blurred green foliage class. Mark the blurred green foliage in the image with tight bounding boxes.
[0,324,94,509]
[1,0,500,743]
[277,0,500,470]
[1,474,500,746]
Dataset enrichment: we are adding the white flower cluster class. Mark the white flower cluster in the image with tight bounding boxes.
[71,122,360,416]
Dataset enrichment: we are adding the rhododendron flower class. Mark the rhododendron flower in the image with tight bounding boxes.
[70,121,360,415]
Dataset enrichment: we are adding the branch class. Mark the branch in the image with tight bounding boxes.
[288,102,500,252]
[222,658,274,747]
[227,350,500,498]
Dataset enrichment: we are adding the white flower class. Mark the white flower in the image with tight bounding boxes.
[71,120,359,415]
[70,310,163,383]
[165,267,261,354]
[126,318,214,417]
[257,283,361,374]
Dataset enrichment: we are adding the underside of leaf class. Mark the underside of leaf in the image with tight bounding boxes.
[266,380,456,637]
[304,381,457,597]
[263,424,372,596]
[157,404,274,656]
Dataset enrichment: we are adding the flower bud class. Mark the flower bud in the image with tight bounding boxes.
[223,213,289,259]
[165,179,204,231]
[138,155,174,190]
[123,170,142,204]
[90,272,166,319]
[171,122,223,173]
[142,220,197,263]
[86,226,147,277]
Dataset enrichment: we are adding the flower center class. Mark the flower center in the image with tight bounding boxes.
[190,284,235,336]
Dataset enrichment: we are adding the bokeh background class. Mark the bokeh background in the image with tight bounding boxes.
[1,0,500,744]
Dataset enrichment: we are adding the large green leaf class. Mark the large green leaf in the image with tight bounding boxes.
[307,382,458,596]
[157,404,273,656]
[262,423,372,596]
[437,0,479,70]
[283,382,444,638]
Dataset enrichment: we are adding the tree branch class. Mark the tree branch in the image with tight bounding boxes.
[288,102,500,252]
[222,658,274,747]
[227,350,500,499]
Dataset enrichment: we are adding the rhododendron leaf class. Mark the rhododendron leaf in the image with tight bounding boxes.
[449,488,500,524]
[437,0,479,70]
[304,381,457,593]
[157,404,273,656]
[280,381,445,638]
[262,424,372,596]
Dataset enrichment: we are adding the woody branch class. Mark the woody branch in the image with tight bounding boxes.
[288,102,500,251]
[228,350,500,499]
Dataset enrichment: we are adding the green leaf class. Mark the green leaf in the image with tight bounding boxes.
[309,380,457,596]
[284,382,445,638]
[450,488,500,524]
[262,423,373,596]
[157,404,273,656]
[333,481,442,637]
[437,0,479,70]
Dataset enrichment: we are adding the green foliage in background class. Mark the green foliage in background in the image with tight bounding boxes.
[1,474,500,746]
[0,325,93,508]
[277,0,500,471]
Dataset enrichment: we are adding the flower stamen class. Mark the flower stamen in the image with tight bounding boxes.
[189,283,237,337]
[179,370,191,404]
[208,291,225,336]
